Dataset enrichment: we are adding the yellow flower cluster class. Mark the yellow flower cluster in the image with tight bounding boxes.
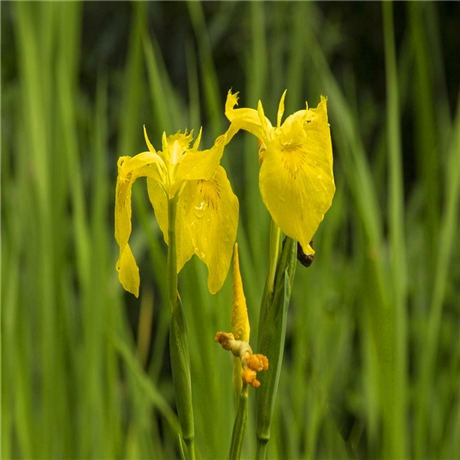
[114,90,335,297]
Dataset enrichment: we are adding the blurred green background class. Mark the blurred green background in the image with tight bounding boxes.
[2,2,459,459]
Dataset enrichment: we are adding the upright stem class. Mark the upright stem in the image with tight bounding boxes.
[255,438,268,460]
[259,220,282,330]
[167,193,179,312]
[228,385,249,460]
[256,233,297,460]
[266,220,282,294]
[168,193,195,460]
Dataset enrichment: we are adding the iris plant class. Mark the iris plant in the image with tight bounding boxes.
[114,89,334,460]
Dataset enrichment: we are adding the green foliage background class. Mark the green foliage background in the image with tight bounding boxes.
[2,2,459,459]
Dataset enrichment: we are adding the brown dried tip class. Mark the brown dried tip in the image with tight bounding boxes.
[241,368,260,388]
[215,331,269,389]
[297,240,315,268]
[245,354,269,372]
[215,331,235,351]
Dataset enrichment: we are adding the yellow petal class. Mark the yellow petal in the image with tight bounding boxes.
[146,177,169,244]
[257,100,270,139]
[115,153,166,297]
[192,127,203,150]
[175,183,196,272]
[162,130,194,165]
[143,125,156,153]
[224,89,268,144]
[116,244,140,297]
[115,160,133,249]
[185,166,239,294]
[115,169,139,296]
[277,90,287,128]
[307,96,333,165]
[225,89,240,118]
[174,133,226,183]
[231,243,250,343]
[143,126,168,165]
[147,178,195,273]
[117,153,165,185]
[259,100,335,254]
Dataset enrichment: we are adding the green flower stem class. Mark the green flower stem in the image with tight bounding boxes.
[167,194,179,311]
[256,235,297,460]
[168,193,195,460]
[266,219,282,294]
[259,220,282,330]
[228,384,249,460]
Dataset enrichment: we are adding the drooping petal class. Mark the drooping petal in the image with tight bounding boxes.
[185,166,239,294]
[225,90,268,144]
[115,154,166,297]
[231,243,250,343]
[116,244,140,298]
[115,166,139,296]
[259,101,335,254]
[115,159,133,248]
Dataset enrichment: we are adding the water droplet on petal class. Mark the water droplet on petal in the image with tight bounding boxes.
[194,201,206,218]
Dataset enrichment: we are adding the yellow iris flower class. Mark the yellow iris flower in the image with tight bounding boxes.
[225,90,335,255]
[115,127,239,297]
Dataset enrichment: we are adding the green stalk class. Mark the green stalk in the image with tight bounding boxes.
[259,220,282,330]
[228,385,249,460]
[168,195,179,308]
[266,220,283,295]
[256,235,297,459]
[168,193,195,460]
[382,3,407,458]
